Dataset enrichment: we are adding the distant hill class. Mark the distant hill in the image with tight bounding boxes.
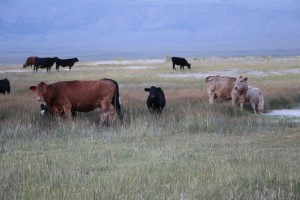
[1,0,300,64]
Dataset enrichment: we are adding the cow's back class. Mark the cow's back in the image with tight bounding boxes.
[205,76,236,100]
[172,57,186,64]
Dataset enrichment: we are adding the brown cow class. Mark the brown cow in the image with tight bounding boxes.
[29,80,123,123]
[205,75,237,104]
[23,56,38,68]
[231,76,248,111]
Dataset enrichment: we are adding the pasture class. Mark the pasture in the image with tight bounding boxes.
[1,56,300,199]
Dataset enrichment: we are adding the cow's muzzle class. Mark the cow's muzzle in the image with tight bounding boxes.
[36,96,43,101]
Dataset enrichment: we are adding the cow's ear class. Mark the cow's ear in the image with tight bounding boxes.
[157,87,161,90]
[29,86,37,92]
[244,77,248,81]
[144,88,150,92]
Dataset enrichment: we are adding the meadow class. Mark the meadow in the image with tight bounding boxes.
[0,56,300,199]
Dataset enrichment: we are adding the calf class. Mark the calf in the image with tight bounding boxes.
[144,86,166,114]
[246,87,264,114]
[55,57,79,71]
[231,76,248,111]
[29,79,123,123]
[0,78,10,94]
[171,57,191,70]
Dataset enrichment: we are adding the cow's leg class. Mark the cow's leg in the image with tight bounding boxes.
[240,102,244,111]
[231,96,237,106]
[251,102,257,114]
[53,108,64,121]
[173,64,176,70]
[99,100,111,124]
[62,103,73,119]
[207,90,215,104]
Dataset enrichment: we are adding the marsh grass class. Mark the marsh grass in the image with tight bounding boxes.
[1,56,300,199]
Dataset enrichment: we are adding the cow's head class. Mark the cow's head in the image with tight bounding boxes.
[187,63,191,69]
[233,76,248,92]
[74,57,79,62]
[144,86,162,98]
[29,82,48,102]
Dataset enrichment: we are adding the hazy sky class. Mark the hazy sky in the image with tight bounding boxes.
[0,0,300,63]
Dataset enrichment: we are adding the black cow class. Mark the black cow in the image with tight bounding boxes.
[144,86,166,114]
[34,57,57,72]
[171,57,191,70]
[0,78,10,94]
[55,57,79,71]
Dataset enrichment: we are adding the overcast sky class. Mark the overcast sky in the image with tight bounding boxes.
[0,0,300,63]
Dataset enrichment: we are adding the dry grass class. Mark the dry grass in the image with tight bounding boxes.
[1,56,300,199]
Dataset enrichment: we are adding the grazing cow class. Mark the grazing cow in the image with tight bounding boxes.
[0,78,10,94]
[205,75,237,104]
[231,76,248,111]
[171,57,191,70]
[246,87,264,114]
[29,79,123,123]
[34,57,57,72]
[23,56,38,68]
[144,86,166,114]
[55,57,79,71]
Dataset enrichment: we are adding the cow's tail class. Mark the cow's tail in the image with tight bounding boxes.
[258,90,264,114]
[103,78,124,120]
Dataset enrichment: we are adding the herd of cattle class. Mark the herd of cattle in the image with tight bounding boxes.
[23,56,191,72]
[23,56,79,72]
[1,56,264,124]
[22,56,191,72]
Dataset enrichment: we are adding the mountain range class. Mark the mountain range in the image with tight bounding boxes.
[1,0,300,64]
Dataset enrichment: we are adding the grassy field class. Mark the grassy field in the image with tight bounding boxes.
[1,56,300,199]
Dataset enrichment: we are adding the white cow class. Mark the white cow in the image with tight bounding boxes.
[246,87,264,114]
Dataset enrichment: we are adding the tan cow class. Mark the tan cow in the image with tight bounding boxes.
[246,87,264,114]
[205,75,237,104]
[29,79,123,123]
[23,56,38,68]
[231,76,248,111]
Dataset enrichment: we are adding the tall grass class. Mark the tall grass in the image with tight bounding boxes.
[1,56,300,199]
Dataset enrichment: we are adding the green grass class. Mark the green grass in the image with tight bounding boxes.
[1,56,300,199]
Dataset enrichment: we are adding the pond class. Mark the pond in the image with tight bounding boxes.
[266,109,300,117]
